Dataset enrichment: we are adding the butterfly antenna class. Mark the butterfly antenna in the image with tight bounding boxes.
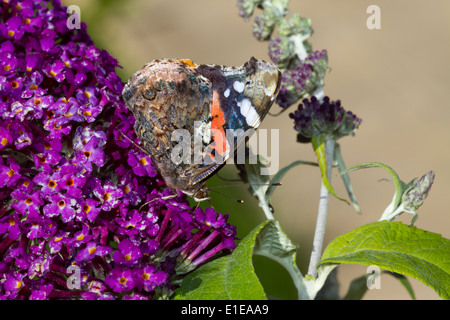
[209,188,245,204]
[118,129,149,154]
[209,182,282,189]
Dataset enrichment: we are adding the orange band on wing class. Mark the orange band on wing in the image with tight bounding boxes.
[210,90,227,158]
[176,59,197,68]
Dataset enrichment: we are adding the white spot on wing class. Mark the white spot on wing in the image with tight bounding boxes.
[239,98,259,126]
[233,81,245,93]
[224,88,230,98]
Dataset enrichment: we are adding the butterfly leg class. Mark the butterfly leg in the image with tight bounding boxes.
[118,129,149,154]
[139,193,178,211]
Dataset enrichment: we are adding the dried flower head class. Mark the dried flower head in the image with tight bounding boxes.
[289,96,362,142]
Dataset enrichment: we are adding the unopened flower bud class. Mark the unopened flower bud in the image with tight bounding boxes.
[278,13,313,37]
[276,50,328,108]
[236,0,264,20]
[402,171,435,213]
[268,37,295,68]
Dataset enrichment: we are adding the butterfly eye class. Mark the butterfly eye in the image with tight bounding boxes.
[142,88,157,101]
[246,79,252,86]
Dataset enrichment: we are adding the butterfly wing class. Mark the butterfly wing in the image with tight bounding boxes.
[122,58,281,197]
[196,57,281,167]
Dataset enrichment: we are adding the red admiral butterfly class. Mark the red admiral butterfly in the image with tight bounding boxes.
[122,57,281,201]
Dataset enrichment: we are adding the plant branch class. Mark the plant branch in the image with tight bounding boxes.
[259,200,274,220]
[307,138,335,278]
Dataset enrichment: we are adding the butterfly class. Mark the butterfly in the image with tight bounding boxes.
[122,57,280,202]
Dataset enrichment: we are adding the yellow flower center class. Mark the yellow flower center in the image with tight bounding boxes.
[10,80,19,89]
[103,192,110,201]
[83,204,91,213]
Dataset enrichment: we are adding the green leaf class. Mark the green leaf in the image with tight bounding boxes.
[318,221,450,300]
[343,271,416,300]
[173,220,311,300]
[339,162,406,220]
[334,143,361,214]
[172,221,271,300]
[253,220,310,300]
[303,264,338,300]
[245,155,271,202]
[312,135,348,204]
[387,272,416,300]
[343,273,370,300]
[242,154,275,219]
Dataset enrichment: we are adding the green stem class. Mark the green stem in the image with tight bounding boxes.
[307,138,335,278]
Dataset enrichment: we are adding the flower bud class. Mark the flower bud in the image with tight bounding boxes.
[278,13,313,37]
[236,0,264,20]
[276,50,328,108]
[268,36,295,68]
[402,171,435,213]
[252,0,289,40]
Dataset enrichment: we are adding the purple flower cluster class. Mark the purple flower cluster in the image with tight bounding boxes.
[0,0,236,300]
[276,50,328,109]
[289,96,362,142]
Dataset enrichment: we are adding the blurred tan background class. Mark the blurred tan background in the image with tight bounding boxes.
[62,0,450,300]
